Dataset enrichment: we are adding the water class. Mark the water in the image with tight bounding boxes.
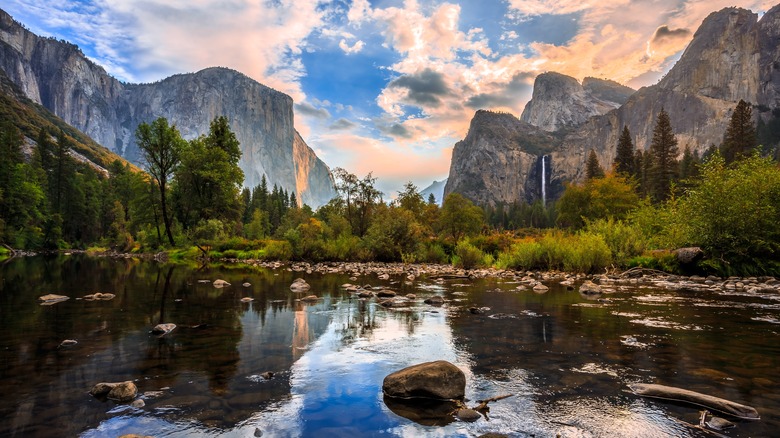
[541,155,546,207]
[1,256,779,437]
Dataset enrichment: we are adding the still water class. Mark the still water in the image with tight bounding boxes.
[0,255,778,437]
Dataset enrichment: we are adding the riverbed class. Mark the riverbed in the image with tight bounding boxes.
[0,255,778,437]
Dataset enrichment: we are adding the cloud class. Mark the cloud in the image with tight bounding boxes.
[506,0,598,16]
[377,122,415,139]
[465,72,533,109]
[338,39,365,54]
[329,118,358,130]
[295,102,331,119]
[387,69,452,106]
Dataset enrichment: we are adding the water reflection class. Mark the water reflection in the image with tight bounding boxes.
[0,256,777,437]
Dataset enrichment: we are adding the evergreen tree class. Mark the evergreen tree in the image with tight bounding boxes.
[585,149,605,180]
[428,193,436,204]
[614,125,635,175]
[633,149,645,195]
[721,99,757,164]
[648,108,679,202]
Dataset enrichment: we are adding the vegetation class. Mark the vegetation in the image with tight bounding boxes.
[2,100,779,277]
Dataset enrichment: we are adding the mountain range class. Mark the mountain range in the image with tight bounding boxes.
[0,9,336,208]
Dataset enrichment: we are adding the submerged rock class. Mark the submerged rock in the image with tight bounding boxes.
[240,297,254,303]
[59,339,78,348]
[376,289,396,298]
[532,283,549,293]
[456,408,482,422]
[300,295,319,302]
[38,294,69,305]
[90,381,138,402]
[579,280,602,295]
[383,360,466,400]
[290,278,311,292]
[151,323,176,336]
[243,282,252,287]
[424,296,445,306]
[83,292,116,300]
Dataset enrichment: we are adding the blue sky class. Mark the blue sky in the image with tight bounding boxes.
[3,0,777,195]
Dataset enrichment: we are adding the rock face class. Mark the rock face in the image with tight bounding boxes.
[520,72,634,132]
[444,110,564,206]
[552,6,779,185]
[382,360,466,400]
[446,6,780,206]
[420,179,447,205]
[0,9,336,207]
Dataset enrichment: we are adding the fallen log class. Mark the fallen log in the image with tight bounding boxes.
[629,383,760,420]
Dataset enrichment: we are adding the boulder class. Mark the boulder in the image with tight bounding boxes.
[151,323,176,336]
[676,247,704,264]
[532,283,549,293]
[378,273,390,280]
[376,289,396,298]
[213,279,231,288]
[90,381,138,402]
[456,408,482,422]
[578,280,602,295]
[382,360,466,400]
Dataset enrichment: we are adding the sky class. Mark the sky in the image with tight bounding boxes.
[3,0,778,196]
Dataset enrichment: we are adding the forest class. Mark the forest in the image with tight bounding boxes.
[1,101,778,276]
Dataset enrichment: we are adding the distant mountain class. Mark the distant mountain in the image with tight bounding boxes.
[0,68,128,175]
[0,9,336,208]
[520,73,634,132]
[420,179,447,205]
[446,5,780,206]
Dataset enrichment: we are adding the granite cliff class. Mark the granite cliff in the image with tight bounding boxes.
[447,5,780,206]
[520,73,634,132]
[0,9,336,208]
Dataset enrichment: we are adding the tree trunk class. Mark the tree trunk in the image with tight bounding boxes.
[159,181,175,246]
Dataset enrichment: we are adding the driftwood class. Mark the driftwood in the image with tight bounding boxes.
[619,267,673,278]
[629,383,760,420]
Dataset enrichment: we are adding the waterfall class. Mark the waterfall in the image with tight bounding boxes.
[541,155,546,207]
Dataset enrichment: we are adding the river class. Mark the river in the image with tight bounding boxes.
[0,255,778,437]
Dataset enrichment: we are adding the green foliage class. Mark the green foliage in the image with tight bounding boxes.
[557,173,640,229]
[648,107,679,202]
[495,239,543,270]
[721,100,757,164]
[437,193,484,241]
[585,149,605,180]
[414,241,449,264]
[493,231,611,273]
[663,153,780,275]
[262,240,293,261]
[364,207,423,262]
[614,125,635,175]
[452,239,485,269]
[584,218,647,266]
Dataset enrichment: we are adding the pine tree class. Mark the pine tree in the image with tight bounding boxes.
[721,99,757,164]
[428,193,436,205]
[585,149,605,180]
[614,125,635,175]
[633,149,645,195]
[648,108,679,202]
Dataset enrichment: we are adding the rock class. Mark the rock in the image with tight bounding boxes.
[260,371,274,380]
[290,278,311,292]
[90,381,138,402]
[532,283,549,293]
[254,427,263,437]
[405,294,416,299]
[131,399,145,408]
[300,295,318,302]
[424,296,445,305]
[59,339,78,348]
[382,360,466,400]
[357,291,373,298]
[213,279,231,288]
[38,294,69,305]
[240,297,254,303]
[456,408,482,422]
[676,247,704,264]
[242,282,252,287]
[376,289,396,298]
[83,292,116,300]
[378,273,390,280]
[706,416,735,430]
[151,323,176,336]
[579,280,602,294]
[197,279,211,283]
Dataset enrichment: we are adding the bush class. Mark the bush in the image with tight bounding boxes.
[453,239,485,269]
[563,232,612,273]
[585,218,647,266]
[415,241,449,264]
[495,238,543,270]
[262,240,293,261]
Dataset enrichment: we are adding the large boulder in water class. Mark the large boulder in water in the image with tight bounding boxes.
[90,381,138,402]
[383,360,465,400]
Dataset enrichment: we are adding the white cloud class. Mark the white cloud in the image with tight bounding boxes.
[338,38,365,54]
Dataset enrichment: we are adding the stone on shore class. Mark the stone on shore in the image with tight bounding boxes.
[579,280,602,295]
[382,360,466,400]
[151,323,176,336]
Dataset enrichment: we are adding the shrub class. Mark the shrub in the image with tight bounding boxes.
[563,232,612,273]
[262,240,293,261]
[585,218,647,266]
[415,241,449,264]
[495,239,543,270]
[453,239,485,269]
